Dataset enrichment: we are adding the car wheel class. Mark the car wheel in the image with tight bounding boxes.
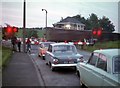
[43,56,45,60]
[49,62,55,71]
[76,70,80,77]
[74,66,77,71]
[46,62,48,65]
[46,61,48,65]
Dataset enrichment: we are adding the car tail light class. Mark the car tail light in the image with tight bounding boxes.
[53,59,59,64]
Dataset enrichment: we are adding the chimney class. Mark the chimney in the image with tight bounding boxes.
[60,17,63,21]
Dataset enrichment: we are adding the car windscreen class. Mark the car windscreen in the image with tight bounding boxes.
[113,55,120,74]
[53,45,77,54]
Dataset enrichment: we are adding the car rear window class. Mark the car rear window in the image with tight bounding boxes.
[44,43,50,48]
[42,42,53,48]
[53,45,77,53]
[113,55,120,74]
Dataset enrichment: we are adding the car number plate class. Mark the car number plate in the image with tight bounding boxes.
[64,61,74,64]
[68,61,74,64]
[64,61,68,64]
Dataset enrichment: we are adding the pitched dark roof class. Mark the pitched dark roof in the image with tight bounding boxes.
[57,17,83,24]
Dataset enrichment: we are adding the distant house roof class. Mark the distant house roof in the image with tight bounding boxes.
[56,17,84,25]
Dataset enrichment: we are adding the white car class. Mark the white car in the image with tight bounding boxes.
[76,49,120,87]
[45,43,83,71]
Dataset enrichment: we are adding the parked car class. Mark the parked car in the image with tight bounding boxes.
[38,42,55,59]
[45,43,83,71]
[76,49,120,87]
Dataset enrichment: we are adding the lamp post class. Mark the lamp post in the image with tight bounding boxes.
[42,9,47,28]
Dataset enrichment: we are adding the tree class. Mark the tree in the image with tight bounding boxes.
[99,16,115,32]
[85,18,91,30]
[72,15,87,30]
[73,15,86,24]
[26,29,38,38]
[72,13,115,32]
[87,13,100,30]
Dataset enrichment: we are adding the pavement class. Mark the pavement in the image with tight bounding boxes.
[2,51,42,87]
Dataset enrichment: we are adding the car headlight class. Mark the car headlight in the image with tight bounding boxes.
[53,57,59,64]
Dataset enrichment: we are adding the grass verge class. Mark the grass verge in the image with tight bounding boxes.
[2,46,12,68]
[80,40,120,52]
[0,46,1,69]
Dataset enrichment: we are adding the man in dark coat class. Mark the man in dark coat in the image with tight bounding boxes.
[17,39,21,52]
[11,36,17,51]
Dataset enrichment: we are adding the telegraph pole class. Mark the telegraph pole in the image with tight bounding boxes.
[23,0,26,53]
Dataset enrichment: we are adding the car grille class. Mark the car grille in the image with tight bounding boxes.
[58,59,77,64]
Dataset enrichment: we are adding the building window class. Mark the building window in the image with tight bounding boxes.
[65,24,71,29]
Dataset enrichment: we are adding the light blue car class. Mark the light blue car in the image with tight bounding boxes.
[45,43,83,71]
[76,49,120,87]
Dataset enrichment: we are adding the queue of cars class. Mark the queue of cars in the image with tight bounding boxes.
[38,42,83,70]
[38,42,120,87]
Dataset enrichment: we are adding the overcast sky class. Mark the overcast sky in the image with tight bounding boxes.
[1,0,119,32]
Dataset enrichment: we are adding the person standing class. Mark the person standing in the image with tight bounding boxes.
[26,38,31,52]
[17,39,21,52]
[11,36,17,51]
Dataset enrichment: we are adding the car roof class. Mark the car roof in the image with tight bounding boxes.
[50,43,74,46]
[94,49,120,58]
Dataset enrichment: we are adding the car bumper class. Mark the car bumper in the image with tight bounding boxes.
[52,63,77,67]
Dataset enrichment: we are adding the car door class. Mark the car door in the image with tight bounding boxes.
[94,53,107,86]
[45,45,53,64]
[45,45,52,63]
[103,56,120,87]
[80,52,104,87]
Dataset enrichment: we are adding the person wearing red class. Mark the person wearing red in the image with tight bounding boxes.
[26,38,31,52]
